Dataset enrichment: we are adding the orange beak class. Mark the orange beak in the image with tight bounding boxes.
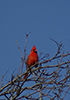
[35,49,37,52]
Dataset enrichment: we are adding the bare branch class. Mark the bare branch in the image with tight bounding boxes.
[0,38,70,100]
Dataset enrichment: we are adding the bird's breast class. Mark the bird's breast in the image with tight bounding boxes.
[27,55,38,66]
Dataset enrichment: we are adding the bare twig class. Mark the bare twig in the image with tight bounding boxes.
[1,70,9,88]
[21,32,31,74]
[0,39,70,100]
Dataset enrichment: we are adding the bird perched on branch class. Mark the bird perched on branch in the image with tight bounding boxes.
[23,45,38,80]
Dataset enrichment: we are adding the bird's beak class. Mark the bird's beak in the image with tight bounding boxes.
[35,49,37,52]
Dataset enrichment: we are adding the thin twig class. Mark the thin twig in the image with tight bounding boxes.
[16,40,24,58]
[1,70,9,88]
[21,32,31,74]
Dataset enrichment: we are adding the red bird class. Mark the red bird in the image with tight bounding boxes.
[23,45,38,80]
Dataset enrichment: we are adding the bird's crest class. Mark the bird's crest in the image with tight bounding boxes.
[31,45,37,52]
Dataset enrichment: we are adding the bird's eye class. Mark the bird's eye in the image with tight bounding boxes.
[33,49,35,52]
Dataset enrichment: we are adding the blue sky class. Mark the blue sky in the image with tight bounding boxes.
[0,1,70,99]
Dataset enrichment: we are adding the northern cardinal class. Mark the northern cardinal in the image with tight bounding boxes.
[23,45,38,80]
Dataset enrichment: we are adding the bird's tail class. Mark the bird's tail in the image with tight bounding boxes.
[23,67,29,80]
[23,73,28,80]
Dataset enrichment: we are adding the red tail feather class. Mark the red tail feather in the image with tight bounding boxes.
[23,73,28,80]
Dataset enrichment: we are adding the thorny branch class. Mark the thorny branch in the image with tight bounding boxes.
[0,37,70,100]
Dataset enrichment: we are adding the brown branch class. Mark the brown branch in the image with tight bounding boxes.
[16,40,24,59]
[0,39,70,100]
[62,86,70,99]
[21,32,31,74]
[1,70,9,88]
